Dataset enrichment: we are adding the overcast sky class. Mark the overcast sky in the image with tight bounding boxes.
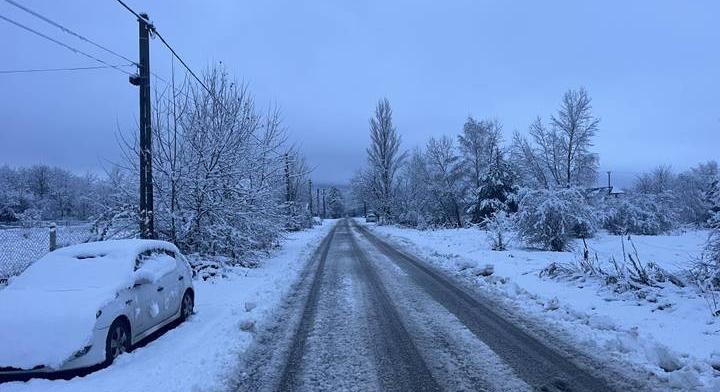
[1,0,718,185]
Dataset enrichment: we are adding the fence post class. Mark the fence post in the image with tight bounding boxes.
[49,223,57,251]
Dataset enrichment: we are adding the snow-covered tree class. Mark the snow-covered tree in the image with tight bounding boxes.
[178,67,287,260]
[511,88,599,188]
[425,136,465,227]
[456,117,515,224]
[458,118,498,222]
[365,98,406,223]
[395,149,433,228]
[280,149,313,231]
[634,165,675,195]
[692,175,720,299]
[630,165,679,229]
[475,142,517,222]
[629,162,719,228]
[707,176,720,265]
[603,193,675,235]
[515,187,598,251]
[0,165,107,223]
[326,186,345,218]
[351,168,375,214]
[113,65,295,265]
[150,72,190,242]
[676,161,719,226]
[0,166,21,222]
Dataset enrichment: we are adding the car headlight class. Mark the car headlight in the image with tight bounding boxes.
[96,310,102,319]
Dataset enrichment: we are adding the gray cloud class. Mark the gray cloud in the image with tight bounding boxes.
[1,0,718,184]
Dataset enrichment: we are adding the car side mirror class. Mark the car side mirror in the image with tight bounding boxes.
[133,276,151,287]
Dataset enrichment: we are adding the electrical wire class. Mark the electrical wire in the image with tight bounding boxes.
[113,0,211,96]
[114,0,144,21]
[4,0,136,66]
[112,0,277,150]
[0,13,134,76]
[152,30,212,96]
[0,64,134,74]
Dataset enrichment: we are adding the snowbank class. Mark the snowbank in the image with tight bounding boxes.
[1,223,334,392]
[366,223,720,390]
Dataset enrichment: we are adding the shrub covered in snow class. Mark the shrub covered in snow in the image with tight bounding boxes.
[281,202,313,232]
[187,254,230,280]
[692,178,720,316]
[706,177,720,265]
[603,193,675,235]
[515,187,598,251]
[633,162,719,227]
[485,211,512,251]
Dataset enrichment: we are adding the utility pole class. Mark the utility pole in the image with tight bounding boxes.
[315,188,321,218]
[322,189,326,219]
[130,13,154,239]
[284,153,291,202]
[308,179,313,215]
[607,171,612,194]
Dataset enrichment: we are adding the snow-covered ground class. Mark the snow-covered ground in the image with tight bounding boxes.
[1,221,334,392]
[366,222,720,390]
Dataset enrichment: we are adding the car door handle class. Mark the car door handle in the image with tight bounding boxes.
[178,276,184,281]
[157,286,164,292]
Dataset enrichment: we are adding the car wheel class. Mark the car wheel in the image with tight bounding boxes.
[105,319,131,364]
[180,291,194,322]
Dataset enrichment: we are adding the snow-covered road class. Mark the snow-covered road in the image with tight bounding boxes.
[235,219,651,392]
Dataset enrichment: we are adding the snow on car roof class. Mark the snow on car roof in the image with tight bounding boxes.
[8,239,180,291]
[50,239,180,260]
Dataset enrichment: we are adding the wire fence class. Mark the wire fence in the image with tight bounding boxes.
[0,223,94,284]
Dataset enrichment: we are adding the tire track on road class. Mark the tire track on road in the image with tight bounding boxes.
[346,220,441,392]
[277,224,338,390]
[234,222,339,392]
[351,220,620,392]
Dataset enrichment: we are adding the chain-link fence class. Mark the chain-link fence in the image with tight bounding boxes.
[0,223,93,284]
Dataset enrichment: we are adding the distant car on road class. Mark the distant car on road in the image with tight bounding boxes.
[0,239,194,377]
[365,213,378,223]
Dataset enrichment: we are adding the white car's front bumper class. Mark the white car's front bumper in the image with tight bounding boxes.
[0,325,109,378]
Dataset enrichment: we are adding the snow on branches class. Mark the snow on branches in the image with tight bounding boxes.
[113,65,307,267]
[515,187,598,251]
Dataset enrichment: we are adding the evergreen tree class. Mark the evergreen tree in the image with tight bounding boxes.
[476,136,517,222]
[327,187,345,218]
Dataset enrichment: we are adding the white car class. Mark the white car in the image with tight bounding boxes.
[0,239,194,376]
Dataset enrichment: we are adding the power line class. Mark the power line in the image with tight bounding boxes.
[0,64,134,74]
[113,0,211,95]
[151,71,168,85]
[114,0,144,21]
[111,3,170,85]
[3,0,136,66]
[113,1,276,151]
[152,30,212,96]
[0,13,134,76]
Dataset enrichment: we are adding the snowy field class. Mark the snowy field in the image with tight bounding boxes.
[366,222,720,390]
[1,221,334,392]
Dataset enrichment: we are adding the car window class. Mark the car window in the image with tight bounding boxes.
[134,249,176,271]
